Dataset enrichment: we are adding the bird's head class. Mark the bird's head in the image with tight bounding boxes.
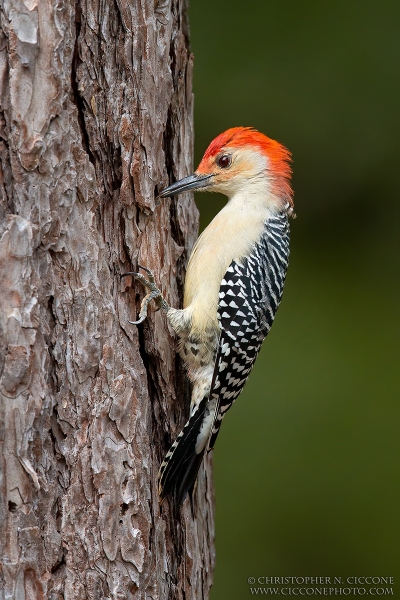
[159,127,293,211]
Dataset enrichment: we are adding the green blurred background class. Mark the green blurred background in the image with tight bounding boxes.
[188,1,400,598]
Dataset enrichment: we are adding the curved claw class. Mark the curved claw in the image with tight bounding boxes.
[128,315,147,325]
[137,265,155,284]
[120,271,139,280]
[137,264,154,279]
[121,266,155,284]
[120,266,169,326]
[129,290,160,326]
[120,271,153,290]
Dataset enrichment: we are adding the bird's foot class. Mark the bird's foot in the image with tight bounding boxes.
[121,265,169,325]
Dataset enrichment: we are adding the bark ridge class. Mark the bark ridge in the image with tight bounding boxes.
[0,0,215,597]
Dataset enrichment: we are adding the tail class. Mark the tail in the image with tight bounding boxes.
[158,397,216,511]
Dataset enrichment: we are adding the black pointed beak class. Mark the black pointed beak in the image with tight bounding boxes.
[158,173,213,198]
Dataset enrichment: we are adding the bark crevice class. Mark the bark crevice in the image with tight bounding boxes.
[71,1,95,168]
[0,0,214,597]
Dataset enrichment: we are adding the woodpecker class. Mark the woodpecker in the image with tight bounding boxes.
[122,127,293,510]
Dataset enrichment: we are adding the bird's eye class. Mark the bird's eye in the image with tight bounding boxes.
[217,154,232,169]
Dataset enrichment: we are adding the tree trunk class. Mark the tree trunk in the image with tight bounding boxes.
[0,0,215,597]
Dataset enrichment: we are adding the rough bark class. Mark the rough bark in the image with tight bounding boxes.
[0,0,215,597]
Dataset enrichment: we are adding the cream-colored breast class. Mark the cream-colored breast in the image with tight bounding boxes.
[183,193,272,339]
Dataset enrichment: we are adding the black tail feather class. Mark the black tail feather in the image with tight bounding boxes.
[159,397,209,512]
[173,451,205,510]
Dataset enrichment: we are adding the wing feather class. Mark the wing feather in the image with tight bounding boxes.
[207,214,290,449]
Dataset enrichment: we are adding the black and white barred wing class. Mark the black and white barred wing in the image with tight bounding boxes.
[208,215,290,449]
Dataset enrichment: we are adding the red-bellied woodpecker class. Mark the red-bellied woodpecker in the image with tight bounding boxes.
[122,127,294,510]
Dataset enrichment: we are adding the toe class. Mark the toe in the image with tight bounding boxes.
[138,264,155,282]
